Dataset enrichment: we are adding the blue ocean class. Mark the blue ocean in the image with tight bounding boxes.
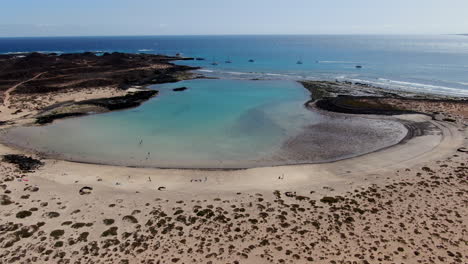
[1,35,467,168]
[1,35,468,96]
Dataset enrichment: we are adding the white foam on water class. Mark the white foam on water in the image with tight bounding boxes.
[36,51,64,54]
[225,71,246,75]
[196,68,468,97]
[5,51,30,55]
[347,78,468,97]
[265,73,283,76]
[4,50,64,55]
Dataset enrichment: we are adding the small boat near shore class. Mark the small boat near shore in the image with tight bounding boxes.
[296,56,303,64]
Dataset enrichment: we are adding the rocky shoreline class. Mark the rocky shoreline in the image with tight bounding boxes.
[36,90,158,125]
[0,52,200,125]
[300,80,468,122]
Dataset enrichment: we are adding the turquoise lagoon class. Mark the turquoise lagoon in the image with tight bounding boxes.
[6,79,325,168]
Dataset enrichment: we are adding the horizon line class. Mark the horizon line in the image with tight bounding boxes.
[0,33,465,39]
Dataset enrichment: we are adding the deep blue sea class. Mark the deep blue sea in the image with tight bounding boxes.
[1,35,468,96]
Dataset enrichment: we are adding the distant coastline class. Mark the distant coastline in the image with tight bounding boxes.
[2,35,468,97]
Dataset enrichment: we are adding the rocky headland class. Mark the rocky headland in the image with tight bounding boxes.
[0,52,199,125]
[301,80,468,122]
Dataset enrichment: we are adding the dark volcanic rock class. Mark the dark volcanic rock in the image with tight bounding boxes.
[314,96,417,115]
[173,87,188,92]
[147,66,196,85]
[36,113,86,125]
[314,96,467,117]
[77,90,158,110]
[2,154,44,172]
[0,52,198,95]
[36,90,158,124]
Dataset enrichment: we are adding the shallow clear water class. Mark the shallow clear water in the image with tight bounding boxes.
[1,35,468,96]
[5,79,325,168]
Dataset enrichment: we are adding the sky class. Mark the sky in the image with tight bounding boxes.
[1,0,467,37]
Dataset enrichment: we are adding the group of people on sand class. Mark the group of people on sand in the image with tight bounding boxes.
[190,177,207,183]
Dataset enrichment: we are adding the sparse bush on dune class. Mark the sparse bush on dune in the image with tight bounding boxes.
[16,210,32,219]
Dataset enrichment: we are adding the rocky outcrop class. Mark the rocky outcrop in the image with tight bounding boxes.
[36,113,87,125]
[2,154,44,172]
[300,80,468,117]
[172,87,188,92]
[76,90,158,110]
[313,96,413,115]
[36,90,158,124]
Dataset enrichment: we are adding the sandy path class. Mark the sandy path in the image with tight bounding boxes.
[3,72,47,109]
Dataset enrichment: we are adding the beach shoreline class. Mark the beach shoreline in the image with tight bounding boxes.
[0,110,411,170]
[0,52,467,263]
[3,68,465,169]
